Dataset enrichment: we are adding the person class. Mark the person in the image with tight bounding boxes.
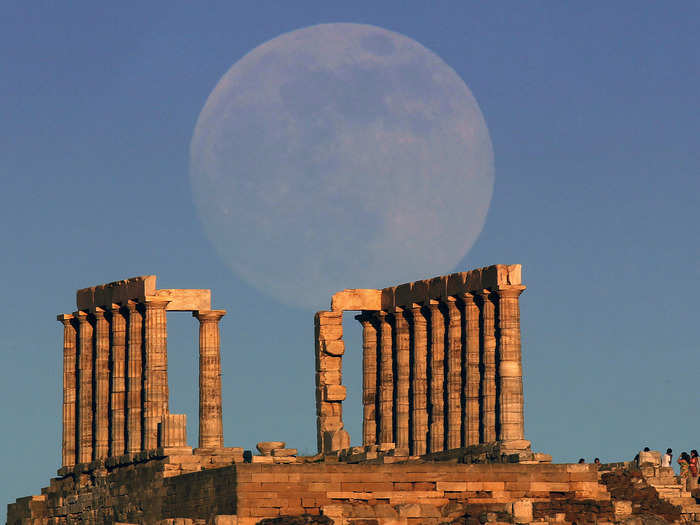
[594,458,601,465]
[662,448,673,468]
[578,458,585,464]
[679,452,690,489]
[643,447,651,452]
[690,450,699,489]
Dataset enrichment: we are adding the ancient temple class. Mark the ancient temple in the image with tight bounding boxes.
[56,275,227,467]
[314,264,528,456]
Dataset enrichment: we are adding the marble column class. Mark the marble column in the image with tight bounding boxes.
[427,300,445,453]
[377,311,393,445]
[193,309,226,449]
[74,310,93,464]
[125,301,143,454]
[93,308,110,459]
[478,290,497,443]
[393,307,410,451]
[407,304,428,456]
[356,312,378,446]
[444,298,462,450]
[109,304,127,457]
[495,286,526,442]
[462,292,481,446]
[58,314,77,467]
[143,298,170,450]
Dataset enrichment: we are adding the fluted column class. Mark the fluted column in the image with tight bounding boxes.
[495,286,526,442]
[393,307,410,451]
[478,290,497,443]
[93,308,110,459]
[427,301,445,452]
[356,312,378,446]
[193,309,226,449]
[58,314,77,467]
[407,303,428,456]
[74,311,93,463]
[125,301,143,454]
[109,304,127,457]
[377,311,393,444]
[444,298,462,450]
[143,298,170,450]
[462,292,480,446]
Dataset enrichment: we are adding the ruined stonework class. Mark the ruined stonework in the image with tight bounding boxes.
[9,267,700,525]
[315,264,527,457]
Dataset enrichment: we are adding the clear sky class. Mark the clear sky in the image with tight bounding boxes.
[2,1,699,516]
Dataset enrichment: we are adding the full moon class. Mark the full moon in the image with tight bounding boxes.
[190,23,494,310]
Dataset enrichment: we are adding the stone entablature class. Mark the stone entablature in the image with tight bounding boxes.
[58,276,226,470]
[315,264,527,456]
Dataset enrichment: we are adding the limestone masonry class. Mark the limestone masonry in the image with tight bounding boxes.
[8,266,700,525]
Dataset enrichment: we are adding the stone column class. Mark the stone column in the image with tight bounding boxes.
[495,286,526,442]
[74,311,93,464]
[143,298,170,450]
[356,312,378,446]
[125,301,143,454]
[93,308,110,459]
[478,290,497,443]
[393,307,410,451]
[444,298,462,450]
[427,301,445,453]
[462,292,481,446]
[314,311,348,454]
[109,304,127,457]
[58,314,77,467]
[193,309,226,449]
[407,303,428,456]
[377,311,393,445]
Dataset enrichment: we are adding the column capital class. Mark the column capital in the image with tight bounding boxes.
[109,303,124,313]
[354,311,377,325]
[72,310,89,322]
[91,306,107,319]
[495,285,527,298]
[193,309,226,323]
[143,297,171,310]
[426,299,441,311]
[57,313,74,324]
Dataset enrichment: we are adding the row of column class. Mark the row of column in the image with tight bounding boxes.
[355,286,525,456]
[58,302,226,467]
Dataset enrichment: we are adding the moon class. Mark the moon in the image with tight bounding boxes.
[190,23,494,310]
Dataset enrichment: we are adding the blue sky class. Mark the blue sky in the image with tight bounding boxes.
[2,1,699,515]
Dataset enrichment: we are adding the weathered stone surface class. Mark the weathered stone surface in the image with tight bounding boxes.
[256,442,286,456]
[331,288,382,311]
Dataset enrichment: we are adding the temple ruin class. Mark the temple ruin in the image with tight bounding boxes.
[9,265,700,525]
[57,275,227,466]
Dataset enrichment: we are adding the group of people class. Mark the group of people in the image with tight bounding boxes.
[671,448,700,490]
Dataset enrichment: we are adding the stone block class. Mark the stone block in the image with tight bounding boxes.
[256,442,285,456]
[324,385,347,401]
[436,482,467,492]
[613,500,632,517]
[272,448,298,457]
[428,276,447,299]
[638,450,661,466]
[318,324,343,340]
[213,516,238,525]
[331,289,382,311]
[381,287,396,310]
[251,456,275,464]
[321,340,344,356]
[512,500,533,523]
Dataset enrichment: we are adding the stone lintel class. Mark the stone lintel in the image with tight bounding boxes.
[379,264,523,309]
[330,289,382,312]
[75,275,213,311]
[156,289,211,311]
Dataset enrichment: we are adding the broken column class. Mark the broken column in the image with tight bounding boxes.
[74,310,93,464]
[193,309,227,449]
[496,285,526,443]
[143,297,170,451]
[159,413,188,449]
[58,314,77,468]
[355,312,378,446]
[125,301,143,454]
[109,304,127,457]
[314,310,349,453]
